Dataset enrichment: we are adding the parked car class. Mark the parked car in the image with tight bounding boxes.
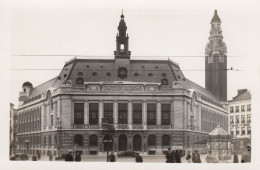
[117,151,137,157]
[10,153,29,160]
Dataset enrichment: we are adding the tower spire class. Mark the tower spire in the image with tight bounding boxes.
[205,10,227,101]
[114,10,131,59]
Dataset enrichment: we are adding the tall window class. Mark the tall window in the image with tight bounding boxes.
[148,135,156,146]
[230,131,234,137]
[89,134,98,146]
[51,115,54,126]
[241,127,245,135]
[133,103,142,124]
[89,103,98,125]
[241,115,245,123]
[74,103,84,124]
[236,128,240,136]
[118,103,128,124]
[236,115,239,123]
[104,103,113,124]
[230,107,234,113]
[235,106,239,112]
[247,114,251,123]
[48,135,51,148]
[247,104,251,111]
[247,127,251,135]
[147,103,156,125]
[161,104,170,125]
[241,105,245,112]
[162,135,170,146]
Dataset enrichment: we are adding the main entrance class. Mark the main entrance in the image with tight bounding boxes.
[133,134,142,151]
[118,134,127,151]
[103,135,113,151]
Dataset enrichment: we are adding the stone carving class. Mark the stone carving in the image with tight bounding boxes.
[62,80,72,87]
[102,85,143,92]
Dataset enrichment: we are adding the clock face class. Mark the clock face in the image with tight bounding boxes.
[118,67,127,78]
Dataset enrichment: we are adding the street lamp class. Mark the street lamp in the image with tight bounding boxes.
[102,117,114,162]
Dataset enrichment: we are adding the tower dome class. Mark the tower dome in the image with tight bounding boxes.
[23,81,33,87]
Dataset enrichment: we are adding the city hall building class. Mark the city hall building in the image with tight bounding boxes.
[16,10,229,156]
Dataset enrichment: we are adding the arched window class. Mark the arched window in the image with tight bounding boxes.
[54,135,57,147]
[148,73,153,77]
[89,134,98,146]
[120,44,124,52]
[76,78,84,84]
[161,78,168,85]
[148,135,156,146]
[134,73,139,77]
[106,72,111,76]
[162,73,167,77]
[78,72,83,76]
[92,72,97,76]
[74,134,83,146]
[162,135,170,146]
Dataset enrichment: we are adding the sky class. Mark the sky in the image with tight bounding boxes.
[9,0,260,107]
[2,0,260,169]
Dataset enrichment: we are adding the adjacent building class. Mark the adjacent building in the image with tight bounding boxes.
[228,89,251,152]
[10,103,18,155]
[15,10,229,156]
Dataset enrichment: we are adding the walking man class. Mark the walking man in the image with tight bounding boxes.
[135,153,143,163]
[108,151,116,162]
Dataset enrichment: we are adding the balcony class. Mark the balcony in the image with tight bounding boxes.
[132,124,144,129]
[117,124,128,129]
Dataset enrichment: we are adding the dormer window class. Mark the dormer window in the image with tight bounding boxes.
[64,74,67,77]
[92,72,97,76]
[86,65,90,68]
[24,89,26,92]
[106,72,111,76]
[148,73,153,77]
[155,66,159,69]
[78,72,83,76]
[161,78,168,85]
[76,78,84,84]
[141,66,145,69]
[100,65,104,68]
[162,73,167,77]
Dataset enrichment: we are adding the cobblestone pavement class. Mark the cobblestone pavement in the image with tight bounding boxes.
[26,153,242,163]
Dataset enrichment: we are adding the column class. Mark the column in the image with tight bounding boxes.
[128,101,132,127]
[142,100,147,127]
[113,100,118,125]
[84,100,89,125]
[99,101,103,125]
[156,101,161,126]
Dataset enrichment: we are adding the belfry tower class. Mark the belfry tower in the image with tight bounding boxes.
[114,11,131,59]
[205,10,227,101]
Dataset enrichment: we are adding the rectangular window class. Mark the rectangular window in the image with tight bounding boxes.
[147,103,156,125]
[247,114,251,123]
[74,103,84,124]
[51,115,53,126]
[241,127,245,135]
[104,103,113,124]
[230,107,234,113]
[231,131,234,137]
[89,103,98,125]
[230,116,234,124]
[236,115,239,123]
[118,103,128,124]
[235,106,239,112]
[241,105,245,112]
[247,104,251,111]
[133,103,142,124]
[236,128,240,135]
[247,127,251,135]
[161,104,171,125]
[241,115,245,123]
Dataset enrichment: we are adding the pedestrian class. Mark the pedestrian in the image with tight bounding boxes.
[165,148,175,163]
[186,151,191,163]
[233,152,239,163]
[192,150,201,163]
[49,152,53,161]
[241,145,251,163]
[65,150,74,161]
[37,150,41,160]
[75,152,81,162]
[135,153,143,163]
[175,150,181,163]
[108,151,116,162]
[32,154,37,161]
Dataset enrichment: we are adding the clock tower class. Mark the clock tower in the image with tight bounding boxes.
[114,11,131,59]
[205,10,227,101]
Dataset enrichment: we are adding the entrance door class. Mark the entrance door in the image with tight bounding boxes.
[133,134,142,151]
[103,135,113,151]
[118,134,127,151]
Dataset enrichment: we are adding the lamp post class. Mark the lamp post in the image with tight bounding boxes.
[102,116,114,162]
